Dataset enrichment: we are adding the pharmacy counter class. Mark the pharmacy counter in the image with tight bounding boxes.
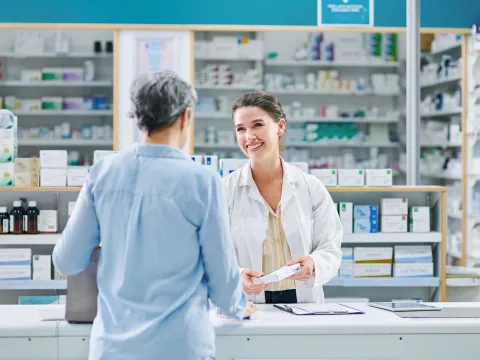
[1,303,480,360]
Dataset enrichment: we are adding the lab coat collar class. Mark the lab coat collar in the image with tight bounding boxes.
[132,143,189,160]
[239,157,299,207]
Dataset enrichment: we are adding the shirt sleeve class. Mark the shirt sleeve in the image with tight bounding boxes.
[199,174,247,319]
[52,178,101,276]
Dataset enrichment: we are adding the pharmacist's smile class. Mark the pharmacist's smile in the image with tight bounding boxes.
[246,141,264,152]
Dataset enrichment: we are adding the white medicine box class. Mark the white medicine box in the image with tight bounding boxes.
[339,202,353,234]
[39,150,67,169]
[93,150,116,164]
[310,169,338,187]
[381,198,408,215]
[40,168,67,187]
[67,166,89,187]
[338,169,365,187]
[32,255,51,280]
[381,215,408,233]
[38,210,58,233]
[409,206,430,233]
[366,169,393,187]
[354,247,393,263]
[394,245,433,263]
[393,263,433,278]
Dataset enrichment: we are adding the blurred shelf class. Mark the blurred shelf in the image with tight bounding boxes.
[1,80,113,87]
[420,76,461,88]
[342,232,442,244]
[195,56,262,61]
[429,43,462,55]
[446,278,480,287]
[328,186,446,193]
[194,113,399,123]
[195,84,263,90]
[325,277,440,287]
[272,89,399,96]
[0,234,60,245]
[265,59,400,68]
[194,142,399,149]
[420,171,461,181]
[420,109,462,118]
[0,280,66,290]
[13,110,113,116]
[0,187,81,192]
[18,139,112,147]
[420,142,462,148]
[0,51,112,59]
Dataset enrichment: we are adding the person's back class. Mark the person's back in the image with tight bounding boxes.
[52,70,249,360]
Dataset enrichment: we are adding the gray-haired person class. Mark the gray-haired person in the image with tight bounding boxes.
[53,70,255,360]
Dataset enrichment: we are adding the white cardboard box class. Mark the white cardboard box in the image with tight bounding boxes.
[339,260,353,278]
[32,255,51,280]
[381,198,408,215]
[39,150,67,168]
[338,169,365,187]
[393,263,434,278]
[0,265,31,280]
[191,155,202,164]
[40,168,67,187]
[341,247,353,261]
[310,169,338,187]
[339,202,353,234]
[0,249,31,265]
[394,245,433,263]
[381,215,408,233]
[354,263,392,278]
[67,166,89,187]
[220,159,247,177]
[203,155,218,170]
[93,150,116,164]
[366,169,393,186]
[354,247,393,263]
[409,206,430,232]
[38,210,58,233]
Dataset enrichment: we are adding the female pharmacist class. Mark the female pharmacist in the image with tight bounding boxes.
[224,90,343,304]
[53,70,254,360]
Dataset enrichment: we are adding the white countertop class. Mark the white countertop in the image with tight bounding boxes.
[1,303,480,338]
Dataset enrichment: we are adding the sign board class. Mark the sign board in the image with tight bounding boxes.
[318,0,374,27]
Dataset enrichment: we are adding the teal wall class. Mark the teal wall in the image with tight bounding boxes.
[0,0,478,28]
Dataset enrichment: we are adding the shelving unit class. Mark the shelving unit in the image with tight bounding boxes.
[325,186,446,302]
[0,28,115,162]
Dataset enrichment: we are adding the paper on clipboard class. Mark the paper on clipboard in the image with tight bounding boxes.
[274,303,364,315]
[252,264,301,284]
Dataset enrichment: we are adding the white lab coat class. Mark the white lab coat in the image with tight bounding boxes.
[224,159,343,303]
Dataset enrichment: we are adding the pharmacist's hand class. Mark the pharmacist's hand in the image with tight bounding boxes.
[287,256,315,281]
[244,301,257,319]
[241,269,267,295]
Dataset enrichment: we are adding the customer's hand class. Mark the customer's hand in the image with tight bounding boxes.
[244,301,257,318]
[287,256,315,281]
[241,269,267,295]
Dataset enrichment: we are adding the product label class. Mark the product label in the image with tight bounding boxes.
[23,215,28,232]
[9,215,13,232]
[2,219,8,233]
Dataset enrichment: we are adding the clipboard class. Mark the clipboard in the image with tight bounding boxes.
[273,303,364,316]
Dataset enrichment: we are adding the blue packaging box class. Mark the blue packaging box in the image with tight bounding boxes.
[354,205,379,220]
[354,218,379,233]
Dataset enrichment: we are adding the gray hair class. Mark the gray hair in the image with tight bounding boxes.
[128,70,197,135]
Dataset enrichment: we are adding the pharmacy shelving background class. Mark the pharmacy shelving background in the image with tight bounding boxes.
[0,29,114,164]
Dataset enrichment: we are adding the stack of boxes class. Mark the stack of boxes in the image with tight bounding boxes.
[0,110,17,187]
[339,247,353,278]
[40,150,68,187]
[339,202,353,234]
[354,205,379,233]
[14,158,39,187]
[381,198,408,232]
[393,246,434,278]
[310,168,393,187]
[353,247,393,278]
[0,249,31,281]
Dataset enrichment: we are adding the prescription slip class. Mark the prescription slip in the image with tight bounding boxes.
[274,303,364,315]
[252,264,300,284]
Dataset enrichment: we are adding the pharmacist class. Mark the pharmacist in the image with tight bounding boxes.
[224,91,343,304]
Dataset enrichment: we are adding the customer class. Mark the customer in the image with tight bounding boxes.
[224,90,343,304]
[53,70,253,360]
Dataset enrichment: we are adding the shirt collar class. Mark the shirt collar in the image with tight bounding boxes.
[132,143,189,160]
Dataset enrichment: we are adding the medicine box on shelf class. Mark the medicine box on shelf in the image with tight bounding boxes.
[353,263,392,278]
[354,247,393,263]
[338,169,365,187]
[381,215,408,233]
[339,202,353,234]
[311,169,338,187]
[394,246,433,263]
[381,198,408,215]
[409,206,431,233]
[393,263,434,278]
[366,169,393,187]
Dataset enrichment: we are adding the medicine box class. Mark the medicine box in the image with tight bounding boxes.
[0,265,31,280]
[0,137,14,163]
[394,245,433,263]
[339,202,353,234]
[15,173,39,187]
[220,159,247,177]
[14,158,39,173]
[354,263,392,278]
[40,150,67,168]
[366,169,393,187]
[339,260,353,278]
[0,163,14,187]
[354,205,378,219]
[393,263,434,278]
[203,155,218,171]
[409,206,430,233]
[290,162,309,173]
[354,218,379,233]
[341,247,353,261]
[67,166,89,186]
[381,198,408,215]
[381,215,408,233]
[93,150,116,164]
[32,255,51,280]
[18,296,59,305]
[338,169,365,187]
[40,168,67,187]
[0,249,31,266]
[38,210,58,233]
[191,155,202,164]
[310,169,338,187]
[354,247,393,263]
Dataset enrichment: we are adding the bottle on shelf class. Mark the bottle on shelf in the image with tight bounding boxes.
[0,207,9,234]
[9,201,25,234]
[24,201,39,234]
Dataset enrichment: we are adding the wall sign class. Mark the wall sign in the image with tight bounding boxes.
[318,0,374,27]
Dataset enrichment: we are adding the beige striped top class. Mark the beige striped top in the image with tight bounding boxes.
[262,202,296,292]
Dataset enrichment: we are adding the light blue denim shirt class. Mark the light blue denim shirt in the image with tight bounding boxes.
[53,143,247,360]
